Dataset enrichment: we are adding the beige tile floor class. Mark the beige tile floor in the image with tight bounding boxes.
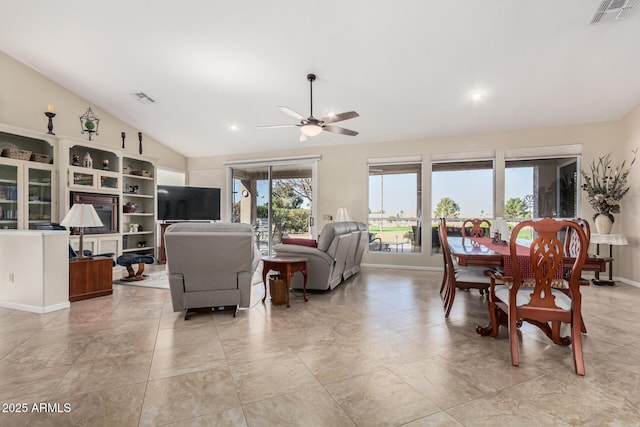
[1,267,640,426]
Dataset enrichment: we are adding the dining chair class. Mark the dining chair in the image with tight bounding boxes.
[485,217,588,375]
[439,218,494,318]
[461,218,491,237]
[564,218,590,258]
[563,218,591,333]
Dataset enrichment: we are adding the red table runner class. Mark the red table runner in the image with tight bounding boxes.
[471,237,564,279]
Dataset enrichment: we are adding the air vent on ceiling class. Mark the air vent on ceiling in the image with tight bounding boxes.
[132,92,156,104]
[590,0,638,24]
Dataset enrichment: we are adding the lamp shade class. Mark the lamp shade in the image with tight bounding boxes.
[60,204,103,228]
[300,124,323,137]
[335,207,351,222]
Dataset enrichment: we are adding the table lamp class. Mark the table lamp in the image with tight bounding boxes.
[335,207,351,222]
[60,204,104,259]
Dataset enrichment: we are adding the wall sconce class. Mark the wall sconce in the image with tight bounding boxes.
[79,107,100,141]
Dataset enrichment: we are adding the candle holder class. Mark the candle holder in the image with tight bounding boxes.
[138,132,143,155]
[44,112,56,135]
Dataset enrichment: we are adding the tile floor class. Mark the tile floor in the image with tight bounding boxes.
[1,267,640,426]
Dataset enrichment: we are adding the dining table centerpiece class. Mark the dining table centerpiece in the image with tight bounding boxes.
[581,149,636,234]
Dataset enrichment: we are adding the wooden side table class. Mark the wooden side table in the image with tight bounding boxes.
[591,233,628,286]
[261,257,308,307]
[69,257,113,301]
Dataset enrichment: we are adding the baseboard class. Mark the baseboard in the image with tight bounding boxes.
[618,277,640,288]
[361,263,441,272]
[0,301,70,313]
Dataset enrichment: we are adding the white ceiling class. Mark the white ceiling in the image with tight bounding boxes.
[1,1,639,158]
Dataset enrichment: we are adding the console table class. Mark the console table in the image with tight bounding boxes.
[591,233,627,286]
[69,257,113,301]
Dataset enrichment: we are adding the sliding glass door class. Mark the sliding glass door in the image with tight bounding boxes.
[231,161,315,256]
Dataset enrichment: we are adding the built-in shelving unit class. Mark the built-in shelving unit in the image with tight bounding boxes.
[121,156,157,257]
[1,125,159,262]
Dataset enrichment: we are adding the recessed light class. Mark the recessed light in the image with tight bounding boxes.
[229,123,238,131]
[469,90,487,104]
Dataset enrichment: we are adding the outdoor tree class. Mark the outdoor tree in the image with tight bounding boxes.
[504,197,530,218]
[255,179,312,233]
[433,197,460,218]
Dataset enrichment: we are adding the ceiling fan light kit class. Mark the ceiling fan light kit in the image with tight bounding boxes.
[300,123,323,137]
[259,73,359,141]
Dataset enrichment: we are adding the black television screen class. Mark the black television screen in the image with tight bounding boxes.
[157,185,221,221]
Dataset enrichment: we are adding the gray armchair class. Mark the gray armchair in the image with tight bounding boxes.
[164,222,264,319]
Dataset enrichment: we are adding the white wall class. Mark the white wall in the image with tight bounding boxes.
[620,104,640,286]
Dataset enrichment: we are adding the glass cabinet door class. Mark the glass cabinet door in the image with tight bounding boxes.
[27,168,52,229]
[0,164,19,229]
[99,172,119,191]
[71,169,95,188]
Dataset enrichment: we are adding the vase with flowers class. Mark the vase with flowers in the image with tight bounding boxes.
[581,149,636,234]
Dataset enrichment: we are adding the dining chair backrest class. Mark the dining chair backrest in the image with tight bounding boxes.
[439,217,492,317]
[462,218,491,237]
[564,218,590,258]
[438,218,456,277]
[510,218,587,309]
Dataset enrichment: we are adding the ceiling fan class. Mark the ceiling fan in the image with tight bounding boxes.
[258,73,359,142]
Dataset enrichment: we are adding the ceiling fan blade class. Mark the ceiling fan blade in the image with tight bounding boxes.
[256,124,298,129]
[323,125,358,136]
[320,111,359,124]
[277,106,305,121]
[299,133,308,142]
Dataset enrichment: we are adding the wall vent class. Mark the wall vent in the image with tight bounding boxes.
[591,0,638,24]
[132,92,156,104]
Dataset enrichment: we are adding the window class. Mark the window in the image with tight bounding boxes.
[431,160,495,221]
[368,163,422,253]
[504,157,578,220]
[430,160,494,252]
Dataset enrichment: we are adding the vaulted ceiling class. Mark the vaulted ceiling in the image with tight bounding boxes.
[1,1,639,157]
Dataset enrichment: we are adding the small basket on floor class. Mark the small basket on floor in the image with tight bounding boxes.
[269,274,288,305]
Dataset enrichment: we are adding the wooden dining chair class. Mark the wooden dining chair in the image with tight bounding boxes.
[461,218,491,237]
[439,218,493,318]
[563,218,591,333]
[485,218,588,375]
[564,218,590,258]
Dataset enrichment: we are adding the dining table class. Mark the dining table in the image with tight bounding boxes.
[449,236,607,274]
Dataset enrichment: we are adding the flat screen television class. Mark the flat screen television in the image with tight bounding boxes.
[157,185,221,221]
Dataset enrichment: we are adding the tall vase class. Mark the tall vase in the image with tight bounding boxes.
[594,214,613,234]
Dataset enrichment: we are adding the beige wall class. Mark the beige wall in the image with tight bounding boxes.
[0,51,186,171]
[189,119,640,280]
[621,104,640,286]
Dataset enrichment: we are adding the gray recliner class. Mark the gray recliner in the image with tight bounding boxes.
[164,222,264,319]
